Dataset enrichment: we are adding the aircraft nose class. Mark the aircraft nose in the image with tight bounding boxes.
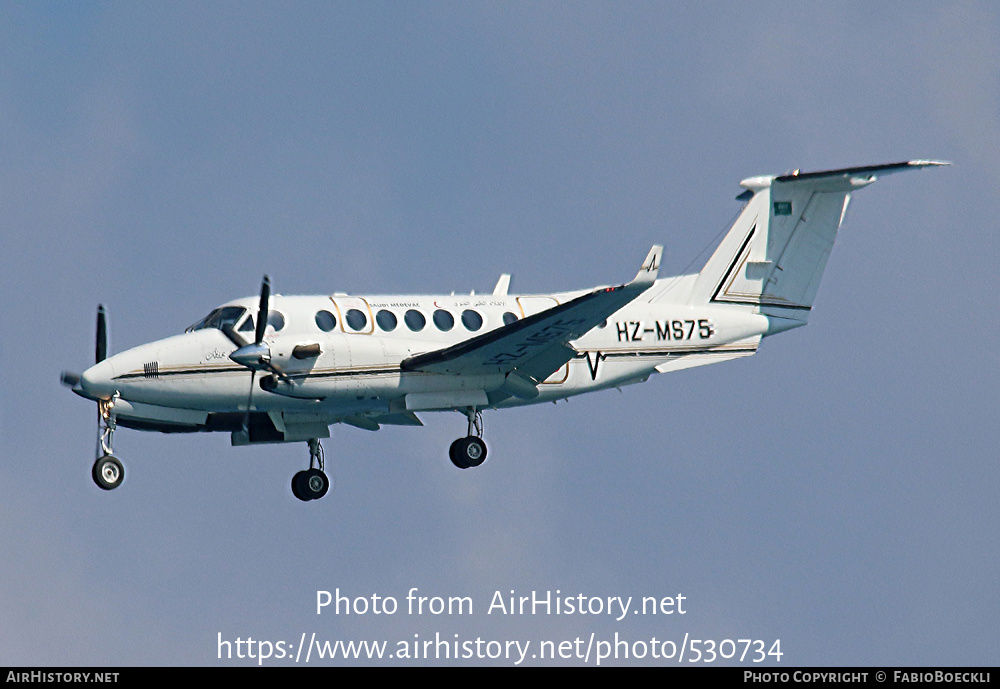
[80,359,117,399]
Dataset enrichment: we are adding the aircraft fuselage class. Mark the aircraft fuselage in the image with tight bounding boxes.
[78,288,769,432]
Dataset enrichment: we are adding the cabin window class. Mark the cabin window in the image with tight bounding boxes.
[502,311,519,326]
[376,309,397,332]
[315,310,337,332]
[433,309,454,331]
[238,315,255,332]
[405,309,426,331]
[267,311,285,332]
[345,309,367,331]
[461,309,483,331]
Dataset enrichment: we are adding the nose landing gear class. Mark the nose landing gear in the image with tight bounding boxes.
[92,395,124,490]
[449,407,488,469]
[292,438,332,501]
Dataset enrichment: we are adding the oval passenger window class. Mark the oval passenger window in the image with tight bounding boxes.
[315,310,337,332]
[376,310,397,331]
[346,309,367,331]
[267,311,285,332]
[433,309,454,331]
[461,310,483,331]
[405,309,426,331]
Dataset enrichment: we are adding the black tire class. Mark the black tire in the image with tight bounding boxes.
[451,436,487,469]
[292,470,310,501]
[449,438,470,469]
[92,455,124,490]
[294,468,330,501]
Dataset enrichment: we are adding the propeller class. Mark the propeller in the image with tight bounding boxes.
[61,304,108,389]
[226,276,274,368]
[224,276,291,435]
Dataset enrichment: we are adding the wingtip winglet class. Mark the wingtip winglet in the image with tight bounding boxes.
[493,273,511,296]
[634,244,663,284]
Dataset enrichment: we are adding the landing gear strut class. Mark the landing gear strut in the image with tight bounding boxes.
[292,438,331,501]
[449,407,488,469]
[93,395,124,490]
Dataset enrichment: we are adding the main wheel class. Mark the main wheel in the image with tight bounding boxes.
[463,436,487,467]
[450,436,487,469]
[92,455,124,490]
[291,470,309,501]
[449,438,470,469]
[293,468,330,501]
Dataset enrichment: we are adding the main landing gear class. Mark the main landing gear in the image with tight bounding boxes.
[291,438,331,502]
[449,408,488,469]
[93,395,124,490]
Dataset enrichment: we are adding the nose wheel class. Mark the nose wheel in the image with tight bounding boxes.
[92,395,125,490]
[449,407,489,469]
[93,454,124,490]
[292,438,332,501]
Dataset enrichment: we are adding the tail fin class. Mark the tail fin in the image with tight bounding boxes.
[687,161,947,321]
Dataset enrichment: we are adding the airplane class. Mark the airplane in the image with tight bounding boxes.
[61,160,947,501]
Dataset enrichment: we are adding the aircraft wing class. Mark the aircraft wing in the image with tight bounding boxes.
[400,245,662,386]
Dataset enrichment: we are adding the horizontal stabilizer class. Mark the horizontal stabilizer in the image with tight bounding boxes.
[773,160,950,184]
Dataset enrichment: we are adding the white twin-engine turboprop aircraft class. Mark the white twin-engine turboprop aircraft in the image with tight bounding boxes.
[62,160,946,501]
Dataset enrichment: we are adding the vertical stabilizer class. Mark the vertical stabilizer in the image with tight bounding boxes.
[685,161,948,322]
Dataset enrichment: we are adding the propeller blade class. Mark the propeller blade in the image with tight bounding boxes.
[244,369,257,435]
[61,371,81,388]
[262,359,292,383]
[96,305,107,364]
[221,324,249,349]
[255,276,270,345]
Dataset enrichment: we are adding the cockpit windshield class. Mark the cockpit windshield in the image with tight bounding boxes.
[185,306,248,333]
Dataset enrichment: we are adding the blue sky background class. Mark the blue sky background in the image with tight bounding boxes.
[1,2,997,666]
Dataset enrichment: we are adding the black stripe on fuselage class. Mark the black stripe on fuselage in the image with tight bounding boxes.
[114,365,403,383]
[114,344,752,387]
[575,347,758,360]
